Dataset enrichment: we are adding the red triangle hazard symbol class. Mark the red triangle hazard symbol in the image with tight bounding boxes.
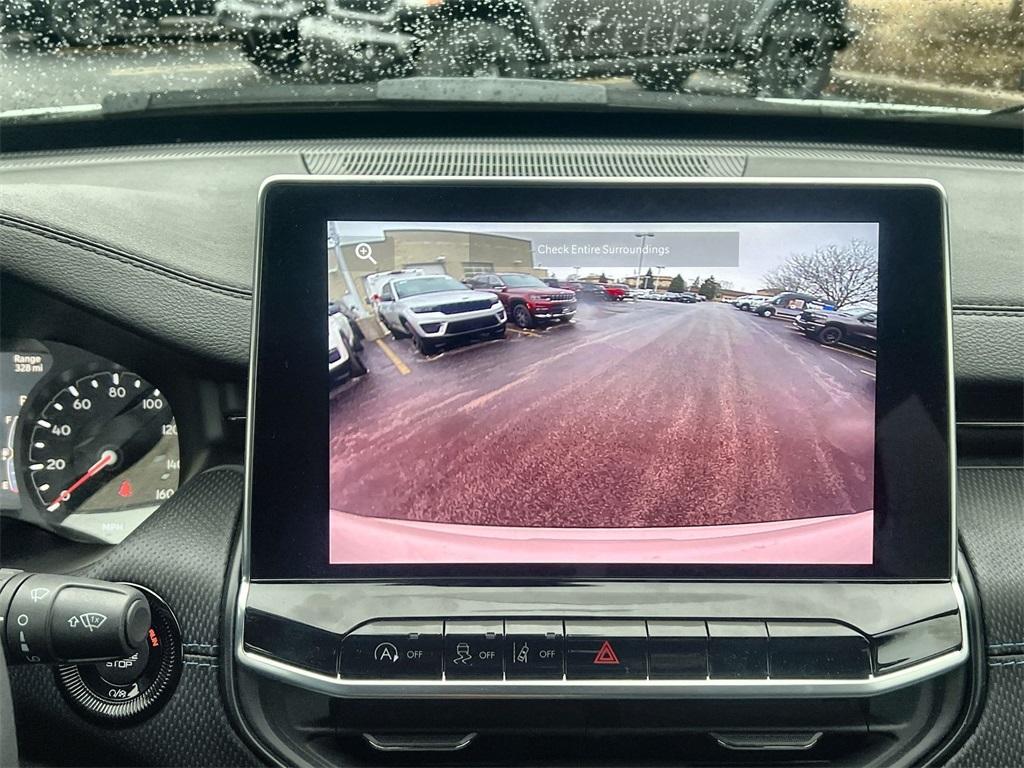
[593,640,620,665]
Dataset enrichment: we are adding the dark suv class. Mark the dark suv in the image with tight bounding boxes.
[217,0,852,97]
[795,306,878,351]
[466,273,577,328]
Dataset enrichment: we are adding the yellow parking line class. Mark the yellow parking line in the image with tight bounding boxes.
[507,327,541,337]
[374,339,411,375]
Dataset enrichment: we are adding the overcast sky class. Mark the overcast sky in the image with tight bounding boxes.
[332,221,879,293]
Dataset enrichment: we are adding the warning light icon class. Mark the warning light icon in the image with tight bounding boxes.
[593,641,620,665]
[117,480,134,498]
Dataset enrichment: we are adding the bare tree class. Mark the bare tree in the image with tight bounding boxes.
[763,239,878,308]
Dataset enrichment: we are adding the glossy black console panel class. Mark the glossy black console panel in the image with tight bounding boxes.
[767,622,871,679]
[238,579,965,698]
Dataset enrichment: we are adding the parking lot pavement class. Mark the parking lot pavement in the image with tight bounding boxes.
[329,300,876,529]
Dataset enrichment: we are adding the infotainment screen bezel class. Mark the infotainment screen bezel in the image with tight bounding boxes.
[246,177,954,583]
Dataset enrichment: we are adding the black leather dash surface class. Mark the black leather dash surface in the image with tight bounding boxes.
[957,467,1024,653]
[946,660,1024,767]
[8,467,256,767]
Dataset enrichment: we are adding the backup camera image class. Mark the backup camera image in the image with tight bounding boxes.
[326,222,878,566]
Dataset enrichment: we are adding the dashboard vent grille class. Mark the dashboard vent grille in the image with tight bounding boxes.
[302,141,746,178]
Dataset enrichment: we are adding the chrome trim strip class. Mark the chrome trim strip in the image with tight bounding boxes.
[713,731,822,751]
[240,176,961,699]
[363,733,477,752]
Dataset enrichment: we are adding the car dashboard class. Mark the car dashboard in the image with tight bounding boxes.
[1,131,1022,767]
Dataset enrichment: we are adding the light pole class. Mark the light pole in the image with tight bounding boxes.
[635,232,655,289]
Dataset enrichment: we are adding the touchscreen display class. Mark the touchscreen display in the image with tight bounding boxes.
[326,221,879,566]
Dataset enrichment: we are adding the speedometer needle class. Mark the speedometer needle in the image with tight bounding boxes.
[46,449,118,512]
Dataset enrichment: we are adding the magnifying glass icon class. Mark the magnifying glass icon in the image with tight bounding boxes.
[354,243,377,266]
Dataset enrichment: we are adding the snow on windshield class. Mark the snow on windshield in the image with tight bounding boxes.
[1,0,1021,115]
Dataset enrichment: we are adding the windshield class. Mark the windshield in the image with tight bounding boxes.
[1,1,1020,118]
[500,275,547,288]
[393,276,468,298]
[841,307,876,318]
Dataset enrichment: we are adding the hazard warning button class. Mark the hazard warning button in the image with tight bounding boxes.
[565,621,647,679]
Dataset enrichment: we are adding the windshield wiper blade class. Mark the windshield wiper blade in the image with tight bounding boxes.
[376,77,607,105]
[100,83,379,115]
[2,78,1003,123]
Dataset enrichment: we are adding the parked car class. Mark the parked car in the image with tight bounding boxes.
[795,307,878,352]
[217,0,852,98]
[377,274,506,355]
[465,273,576,328]
[328,309,368,383]
[562,281,614,301]
[604,283,631,300]
[733,294,770,311]
[365,268,424,311]
[602,284,628,301]
[665,292,698,303]
[329,301,365,351]
[3,0,218,47]
[753,291,825,319]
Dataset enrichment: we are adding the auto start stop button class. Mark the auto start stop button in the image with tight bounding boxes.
[340,620,443,679]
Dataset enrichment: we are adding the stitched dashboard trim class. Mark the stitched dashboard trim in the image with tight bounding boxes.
[953,309,1024,316]
[0,215,252,299]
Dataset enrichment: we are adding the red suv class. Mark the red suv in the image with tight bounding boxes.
[466,273,577,328]
[604,283,629,301]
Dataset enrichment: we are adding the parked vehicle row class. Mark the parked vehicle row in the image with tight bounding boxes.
[371,272,658,356]
[348,272,877,364]
[542,279,628,302]
[734,290,876,352]
[638,291,700,303]
[212,0,852,98]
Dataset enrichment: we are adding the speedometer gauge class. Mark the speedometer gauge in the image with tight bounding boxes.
[24,370,179,534]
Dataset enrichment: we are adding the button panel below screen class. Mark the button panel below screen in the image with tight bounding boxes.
[334,618,877,682]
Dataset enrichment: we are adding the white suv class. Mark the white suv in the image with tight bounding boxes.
[733,295,770,311]
[377,274,506,355]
